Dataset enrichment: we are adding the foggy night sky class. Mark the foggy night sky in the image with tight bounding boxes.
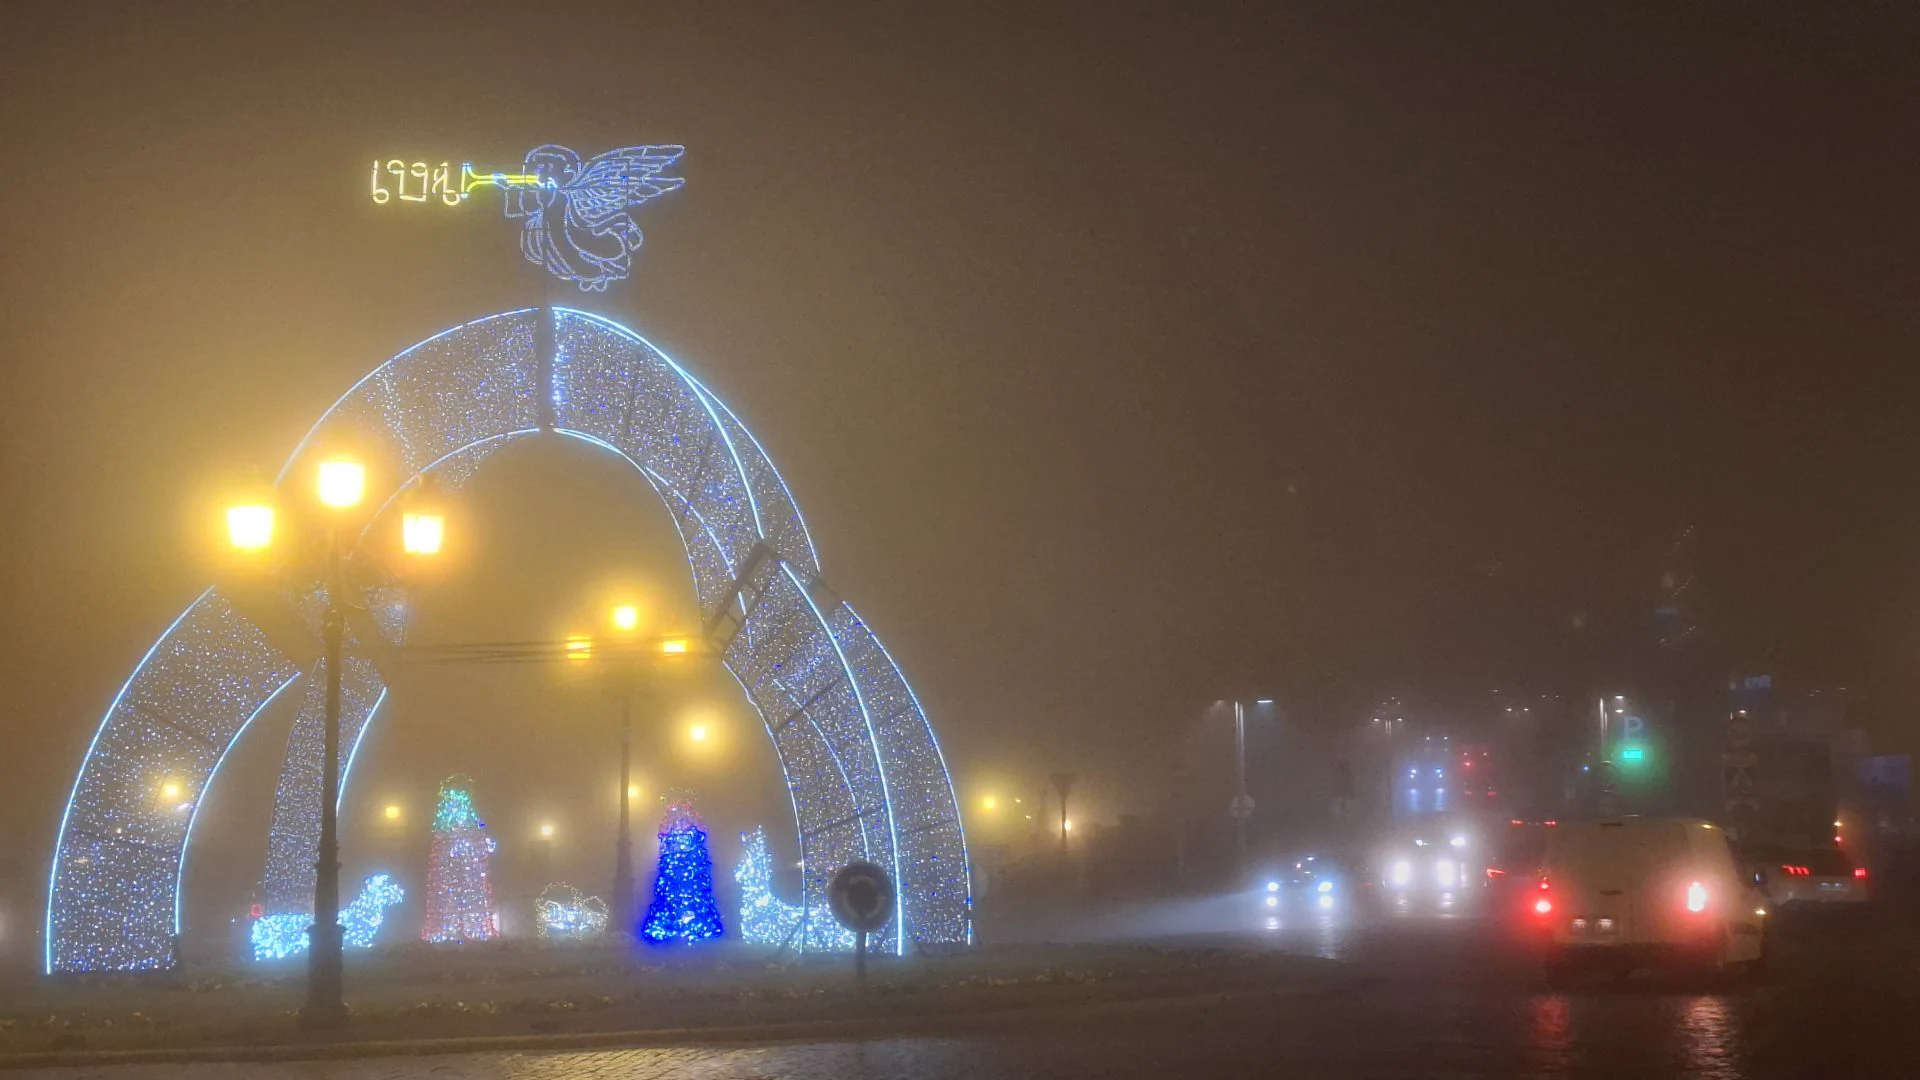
[3,3,1920,877]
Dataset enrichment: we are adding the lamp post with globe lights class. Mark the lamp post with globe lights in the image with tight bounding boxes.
[224,455,444,1029]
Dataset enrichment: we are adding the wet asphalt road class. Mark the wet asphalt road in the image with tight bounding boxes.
[25,898,1920,1079]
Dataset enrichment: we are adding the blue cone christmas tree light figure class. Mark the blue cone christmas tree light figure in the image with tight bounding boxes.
[639,799,725,945]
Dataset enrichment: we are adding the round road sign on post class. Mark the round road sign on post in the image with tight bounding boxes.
[1228,794,1256,820]
[829,861,895,982]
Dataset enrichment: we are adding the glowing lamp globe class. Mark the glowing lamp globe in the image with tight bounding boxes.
[565,634,593,662]
[226,504,275,552]
[612,604,640,632]
[660,637,690,655]
[316,458,366,510]
[402,510,445,555]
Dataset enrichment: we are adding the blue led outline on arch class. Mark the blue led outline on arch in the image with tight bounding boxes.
[684,377,821,572]
[551,429,741,583]
[174,670,303,936]
[782,562,906,955]
[841,599,974,943]
[553,428,877,933]
[275,309,541,487]
[335,687,389,813]
[552,307,768,539]
[45,587,216,974]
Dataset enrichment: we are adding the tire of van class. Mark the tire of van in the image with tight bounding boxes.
[1737,924,1771,982]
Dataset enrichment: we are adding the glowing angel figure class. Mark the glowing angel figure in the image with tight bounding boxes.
[504,144,685,291]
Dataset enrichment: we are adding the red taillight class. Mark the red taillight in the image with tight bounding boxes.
[1854,867,1869,880]
[1533,897,1553,916]
[1543,820,1558,827]
[1781,864,1811,877]
[1686,881,1708,913]
[1486,867,1506,878]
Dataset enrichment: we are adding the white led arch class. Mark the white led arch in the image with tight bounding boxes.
[46,307,970,971]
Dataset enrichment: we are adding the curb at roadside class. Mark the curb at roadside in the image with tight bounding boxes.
[0,977,1348,1071]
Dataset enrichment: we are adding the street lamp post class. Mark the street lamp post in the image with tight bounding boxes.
[592,611,695,937]
[305,521,348,1028]
[613,693,636,935]
[226,457,442,1030]
[1050,772,1075,857]
[1234,701,1247,874]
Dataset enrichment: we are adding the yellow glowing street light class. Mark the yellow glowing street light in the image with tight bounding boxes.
[160,781,182,800]
[565,634,593,662]
[1063,818,1074,833]
[401,509,445,556]
[315,458,366,510]
[226,504,275,552]
[611,604,641,632]
[981,795,999,812]
[383,804,401,822]
[627,782,642,801]
[540,823,555,838]
[660,637,690,656]
[688,723,710,743]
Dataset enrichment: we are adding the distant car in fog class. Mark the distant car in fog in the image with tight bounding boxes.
[1254,853,1366,921]
[1377,827,1482,900]
[1745,845,1869,910]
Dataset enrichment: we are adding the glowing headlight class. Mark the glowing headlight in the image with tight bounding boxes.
[1267,881,1280,893]
[1390,859,1412,888]
[1318,894,1334,910]
[1436,859,1457,888]
[1449,835,1467,849]
[1316,880,1333,894]
[1265,896,1279,908]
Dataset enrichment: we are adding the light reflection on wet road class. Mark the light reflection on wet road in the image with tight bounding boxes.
[27,907,1920,1079]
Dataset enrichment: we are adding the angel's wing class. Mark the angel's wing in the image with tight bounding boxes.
[565,145,686,227]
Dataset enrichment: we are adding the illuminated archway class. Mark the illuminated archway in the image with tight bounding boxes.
[46,308,970,971]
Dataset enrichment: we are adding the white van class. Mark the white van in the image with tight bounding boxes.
[1531,816,1768,983]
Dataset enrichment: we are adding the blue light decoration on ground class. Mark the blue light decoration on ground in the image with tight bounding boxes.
[250,873,404,961]
[736,826,801,947]
[536,882,609,940]
[736,826,855,951]
[421,777,499,943]
[640,800,725,946]
[47,306,969,972]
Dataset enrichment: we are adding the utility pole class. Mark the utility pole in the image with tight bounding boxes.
[1050,772,1076,857]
